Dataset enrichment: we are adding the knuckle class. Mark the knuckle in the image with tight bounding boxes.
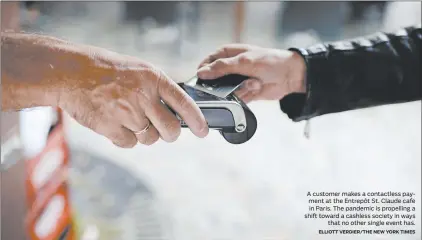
[208,48,224,61]
[207,53,217,62]
[213,59,229,69]
[238,54,253,65]
[125,69,160,102]
[110,131,135,148]
[156,70,172,94]
[220,44,235,52]
[141,67,160,79]
[137,67,161,86]
[221,46,231,56]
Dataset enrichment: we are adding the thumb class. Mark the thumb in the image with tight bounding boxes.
[197,53,256,79]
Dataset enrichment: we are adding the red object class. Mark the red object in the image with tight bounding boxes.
[25,123,70,205]
[25,108,76,240]
[26,181,76,240]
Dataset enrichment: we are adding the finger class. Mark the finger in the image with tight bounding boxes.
[197,44,253,69]
[242,91,259,104]
[111,127,138,148]
[133,121,160,146]
[244,79,262,91]
[93,120,138,148]
[197,53,257,80]
[234,88,249,99]
[197,53,220,70]
[157,72,209,138]
[234,78,260,98]
[236,89,254,102]
[144,98,182,143]
[113,100,160,145]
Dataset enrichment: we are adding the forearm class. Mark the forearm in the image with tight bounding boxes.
[1,32,114,111]
[280,25,422,121]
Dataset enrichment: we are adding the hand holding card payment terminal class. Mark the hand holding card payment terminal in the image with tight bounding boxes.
[172,74,258,144]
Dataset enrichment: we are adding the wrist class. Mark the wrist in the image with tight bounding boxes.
[288,51,307,94]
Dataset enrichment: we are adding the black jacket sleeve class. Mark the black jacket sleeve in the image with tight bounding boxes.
[279,25,422,122]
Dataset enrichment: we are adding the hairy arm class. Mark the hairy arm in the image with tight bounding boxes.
[1,32,209,146]
[1,32,114,111]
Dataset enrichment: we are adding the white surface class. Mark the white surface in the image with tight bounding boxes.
[19,107,56,157]
[35,195,65,238]
[65,100,421,240]
[31,148,64,190]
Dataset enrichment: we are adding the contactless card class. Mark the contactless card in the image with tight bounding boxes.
[185,74,248,98]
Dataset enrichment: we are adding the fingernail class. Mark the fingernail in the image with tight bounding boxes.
[198,124,209,138]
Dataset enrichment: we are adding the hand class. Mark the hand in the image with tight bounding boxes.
[59,49,209,148]
[197,44,307,103]
[1,33,208,148]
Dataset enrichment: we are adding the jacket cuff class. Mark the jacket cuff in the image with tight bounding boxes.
[279,47,332,122]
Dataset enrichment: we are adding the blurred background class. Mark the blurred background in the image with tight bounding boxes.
[1,1,421,240]
[17,1,422,80]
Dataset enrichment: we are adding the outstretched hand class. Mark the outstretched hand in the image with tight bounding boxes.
[197,44,306,103]
[1,33,209,148]
[59,52,209,147]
